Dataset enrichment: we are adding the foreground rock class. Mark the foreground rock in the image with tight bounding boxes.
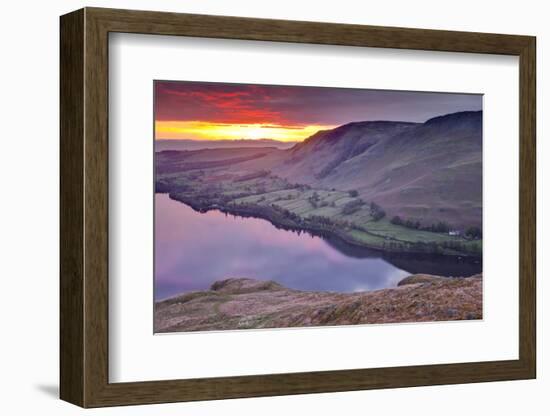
[155,275,482,332]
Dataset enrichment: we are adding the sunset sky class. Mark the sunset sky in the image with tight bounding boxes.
[154,81,482,142]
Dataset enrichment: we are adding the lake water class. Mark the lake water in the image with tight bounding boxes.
[155,193,482,300]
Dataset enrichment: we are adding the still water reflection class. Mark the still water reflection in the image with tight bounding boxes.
[155,194,481,300]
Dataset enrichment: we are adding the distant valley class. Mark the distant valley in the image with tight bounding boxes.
[155,138,298,152]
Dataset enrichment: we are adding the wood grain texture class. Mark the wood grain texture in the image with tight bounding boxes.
[59,7,537,408]
[83,10,110,406]
[59,8,84,407]
[89,7,532,54]
[518,38,536,375]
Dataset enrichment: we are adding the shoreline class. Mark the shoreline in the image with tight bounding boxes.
[164,191,482,259]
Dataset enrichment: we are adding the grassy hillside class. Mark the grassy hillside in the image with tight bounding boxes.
[274,111,482,229]
[274,121,417,183]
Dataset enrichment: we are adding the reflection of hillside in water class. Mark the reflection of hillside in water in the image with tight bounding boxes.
[323,235,482,277]
[223,208,482,278]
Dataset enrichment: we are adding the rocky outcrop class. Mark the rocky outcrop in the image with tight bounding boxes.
[155,275,482,333]
[210,278,284,294]
[397,273,481,286]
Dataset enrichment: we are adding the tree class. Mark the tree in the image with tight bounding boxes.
[428,221,451,233]
[390,215,403,225]
[369,202,386,221]
[465,226,482,239]
[341,199,364,215]
[308,191,320,208]
[372,210,386,221]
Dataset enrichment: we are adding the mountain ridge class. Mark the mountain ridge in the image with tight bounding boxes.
[273,110,482,228]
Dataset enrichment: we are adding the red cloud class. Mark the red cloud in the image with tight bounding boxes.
[155,82,289,125]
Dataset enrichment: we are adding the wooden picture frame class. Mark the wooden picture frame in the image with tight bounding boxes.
[60,7,536,408]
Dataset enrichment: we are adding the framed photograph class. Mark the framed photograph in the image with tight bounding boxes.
[60,7,536,407]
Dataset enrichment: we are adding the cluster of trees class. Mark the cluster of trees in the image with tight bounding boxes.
[369,202,386,221]
[188,192,235,208]
[341,199,365,215]
[272,204,302,224]
[390,215,452,233]
[305,214,336,227]
[381,240,481,255]
[307,191,331,209]
[231,202,303,229]
[422,222,452,233]
[308,191,321,208]
[390,215,482,240]
[441,240,481,254]
[340,199,386,220]
[269,204,346,233]
[270,204,353,234]
[305,214,360,234]
[464,226,482,239]
[290,183,311,192]
[390,215,419,229]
